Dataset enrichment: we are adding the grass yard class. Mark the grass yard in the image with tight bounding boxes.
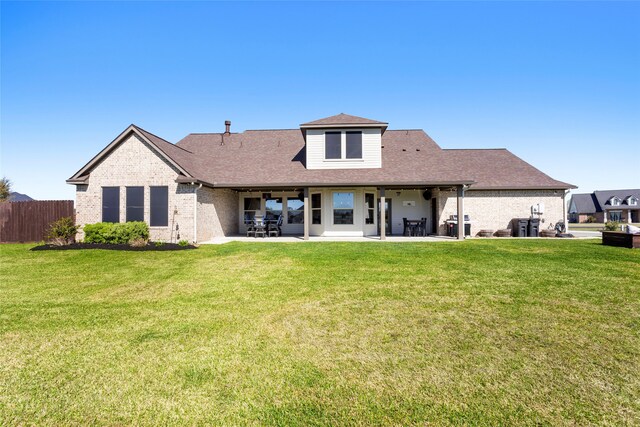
[569,223,640,232]
[1,240,639,426]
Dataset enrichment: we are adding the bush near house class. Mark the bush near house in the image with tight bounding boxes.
[83,221,149,244]
[604,221,621,231]
[45,216,79,246]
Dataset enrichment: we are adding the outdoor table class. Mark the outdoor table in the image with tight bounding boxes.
[405,219,426,236]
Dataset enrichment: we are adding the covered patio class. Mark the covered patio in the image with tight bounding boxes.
[235,183,471,241]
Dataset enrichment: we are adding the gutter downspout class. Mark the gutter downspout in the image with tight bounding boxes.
[563,190,569,233]
[194,183,202,243]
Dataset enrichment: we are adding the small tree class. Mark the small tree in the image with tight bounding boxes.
[0,177,11,202]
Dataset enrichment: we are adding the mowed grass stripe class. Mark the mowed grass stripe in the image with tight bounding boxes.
[0,240,638,425]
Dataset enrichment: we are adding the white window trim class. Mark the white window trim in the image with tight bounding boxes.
[324,130,364,161]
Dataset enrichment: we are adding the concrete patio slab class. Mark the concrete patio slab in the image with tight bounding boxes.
[201,235,459,244]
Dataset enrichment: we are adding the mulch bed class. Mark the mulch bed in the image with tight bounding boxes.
[31,242,197,251]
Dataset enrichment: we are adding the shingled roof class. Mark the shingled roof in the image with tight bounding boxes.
[68,115,575,190]
[569,189,640,214]
[569,193,597,214]
[593,189,640,211]
[301,113,388,127]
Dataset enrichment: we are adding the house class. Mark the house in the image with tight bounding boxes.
[67,114,575,242]
[569,189,640,223]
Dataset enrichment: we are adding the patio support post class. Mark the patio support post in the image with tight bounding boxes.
[457,185,465,240]
[380,187,386,240]
[603,211,607,223]
[629,209,632,224]
[303,187,309,241]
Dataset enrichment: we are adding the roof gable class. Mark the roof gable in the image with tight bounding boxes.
[569,193,597,213]
[300,113,388,128]
[67,125,194,183]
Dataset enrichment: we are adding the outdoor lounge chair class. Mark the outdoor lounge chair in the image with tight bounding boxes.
[245,218,256,237]
[254,215,266,238]
[268,215,283,237]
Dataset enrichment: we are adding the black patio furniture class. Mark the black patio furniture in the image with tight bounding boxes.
[415,217,427,236]
[403,218,413,236]
[404,218,424,236]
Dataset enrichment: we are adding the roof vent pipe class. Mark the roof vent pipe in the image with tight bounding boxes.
[224,120,231,135]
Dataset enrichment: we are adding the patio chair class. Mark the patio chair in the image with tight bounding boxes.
[254,215,266,238]
[245,218,256,237]
[268,215,283,237]
[403,218,410,236]
[416,217,427,236]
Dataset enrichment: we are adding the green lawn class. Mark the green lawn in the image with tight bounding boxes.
[569,223,640,232]
[1,240,638,426]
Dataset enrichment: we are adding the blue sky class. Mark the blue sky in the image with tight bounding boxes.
[1,1,639,200]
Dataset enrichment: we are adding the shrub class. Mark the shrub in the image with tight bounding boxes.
[84,222,150,244]
[45,217,79,246]
[154,240,164,247]
[129,237,148,247]
[585,216,597,223]
[604,221,620,231]
[178,240,190,247]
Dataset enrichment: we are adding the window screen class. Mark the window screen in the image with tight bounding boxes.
[287,199,304,224]
[150,186,168,227]
[333,192,354,225]
[265,198,283,221]
[102,187,120,223]
[325,132,341,159]
[126,187,144,222]
[346,131,362,159]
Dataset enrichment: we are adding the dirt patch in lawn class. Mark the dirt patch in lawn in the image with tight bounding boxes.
[30,242,197,251]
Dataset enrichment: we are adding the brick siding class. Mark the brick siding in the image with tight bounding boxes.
[75,134,195,242]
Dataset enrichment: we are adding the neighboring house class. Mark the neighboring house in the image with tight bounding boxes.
[569,189,640,223]
[67,113,575,242]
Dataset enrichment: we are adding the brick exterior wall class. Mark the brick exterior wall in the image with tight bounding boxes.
[435,189,566,236]
[75,133,196,242]
[74,131,571,241]
[196,187,239,241]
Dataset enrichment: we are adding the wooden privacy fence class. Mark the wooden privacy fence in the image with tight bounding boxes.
[0,200,74,243]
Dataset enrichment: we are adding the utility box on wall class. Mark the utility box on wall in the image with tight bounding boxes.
[531,203,545,215]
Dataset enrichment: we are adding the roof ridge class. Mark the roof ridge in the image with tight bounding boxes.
[443,148,508,151]
[132,124,194,154]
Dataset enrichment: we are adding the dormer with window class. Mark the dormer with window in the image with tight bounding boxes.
[609,196,621,206]
[301,113,387,170]
[626,196,638,206]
